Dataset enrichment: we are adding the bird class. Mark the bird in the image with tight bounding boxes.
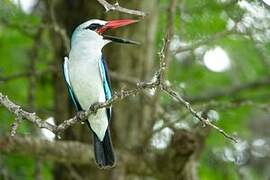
[63,19,139,168]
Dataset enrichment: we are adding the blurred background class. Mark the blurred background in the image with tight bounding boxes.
[0,0,270,179]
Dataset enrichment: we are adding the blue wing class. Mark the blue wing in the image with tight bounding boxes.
[99,55,112,120]
[63,57,82,111]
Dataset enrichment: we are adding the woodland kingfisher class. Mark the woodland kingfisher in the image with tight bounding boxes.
[63,19,139,168]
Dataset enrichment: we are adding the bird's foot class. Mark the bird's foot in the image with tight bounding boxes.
[90,102,100,115]
[77,111,86,119]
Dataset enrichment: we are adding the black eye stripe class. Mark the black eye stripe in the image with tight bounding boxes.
[85,23,103,30]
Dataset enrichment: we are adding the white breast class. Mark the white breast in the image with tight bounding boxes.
[68,46,108,141]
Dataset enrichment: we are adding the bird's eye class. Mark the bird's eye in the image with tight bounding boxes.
[85,23,102,31]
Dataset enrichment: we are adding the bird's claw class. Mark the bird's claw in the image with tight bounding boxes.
[77,111,85,119]
[90,102,100,115]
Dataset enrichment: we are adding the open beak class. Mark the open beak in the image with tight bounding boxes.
[96,19,140,45]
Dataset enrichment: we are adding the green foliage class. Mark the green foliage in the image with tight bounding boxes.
[0,2,53,179]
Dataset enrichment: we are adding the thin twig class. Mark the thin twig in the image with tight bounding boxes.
[162,85,238,143]
[0,71,237,143]
[56,80,158,132]
[0,79,158,135]
[97,0,146,17]
[143,0,178,144]
[0,92,57,132]
[0,0,238,143]
[10,117,22,137]
[158,0,176,82]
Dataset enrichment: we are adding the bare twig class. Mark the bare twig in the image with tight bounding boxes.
[0,68,237,143]
[0,92,57,132]
[0,30,237,144]
[97,0,146,17]
[56,80,159,132]
[0,79,158,134]
[143,0,178,144]
[158,38,170,84]
[0,0,237,144]
[10,117,22,137]
[158,0,177,82]
[162,85,238,143]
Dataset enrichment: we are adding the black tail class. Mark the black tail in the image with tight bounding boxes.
[93,129,115,168]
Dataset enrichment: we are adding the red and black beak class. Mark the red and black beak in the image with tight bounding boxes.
[96,19,140,45]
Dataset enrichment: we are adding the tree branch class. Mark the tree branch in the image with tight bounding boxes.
[0,92,57,132]
[162,85,238,142]
[142,0,177,144]
[0,79,158,135]
[0,135,93,165]
[0,32,238,143]
[0,70,237,142]
[0,3,238,145]
[158,0,177,82]
[97,0,146,17]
